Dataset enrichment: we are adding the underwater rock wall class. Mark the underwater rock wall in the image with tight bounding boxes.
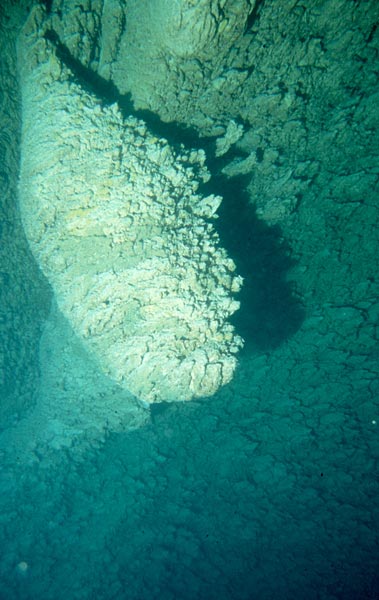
[110,0,253,120]
[31,0,378,414]
[106,0,379,402]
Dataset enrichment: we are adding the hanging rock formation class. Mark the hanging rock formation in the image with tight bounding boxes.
[17,6,243,406]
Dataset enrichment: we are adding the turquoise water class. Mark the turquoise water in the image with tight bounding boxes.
[1,1,379,599]
[1,182,378,599]
[1,341,378,600]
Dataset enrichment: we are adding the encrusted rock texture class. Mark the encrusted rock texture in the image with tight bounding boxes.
[18,6,243,406]
[0,0,378,598]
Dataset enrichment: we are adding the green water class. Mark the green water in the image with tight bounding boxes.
[1,1,378,599]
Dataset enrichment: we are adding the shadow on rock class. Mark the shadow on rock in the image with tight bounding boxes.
[205,173,305,353]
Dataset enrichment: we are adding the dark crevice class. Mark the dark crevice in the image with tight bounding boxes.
[244,0,266,33]
[367,23,378,44]
[44,30,124,103]
[42,0,54,15]
[202,172,305,352]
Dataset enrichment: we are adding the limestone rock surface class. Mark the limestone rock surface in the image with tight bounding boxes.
[18,7,243,405]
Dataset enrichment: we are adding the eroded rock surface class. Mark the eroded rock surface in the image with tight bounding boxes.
[18,6,243,406]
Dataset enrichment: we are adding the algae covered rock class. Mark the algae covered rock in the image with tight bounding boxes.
[17,7,243,405]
